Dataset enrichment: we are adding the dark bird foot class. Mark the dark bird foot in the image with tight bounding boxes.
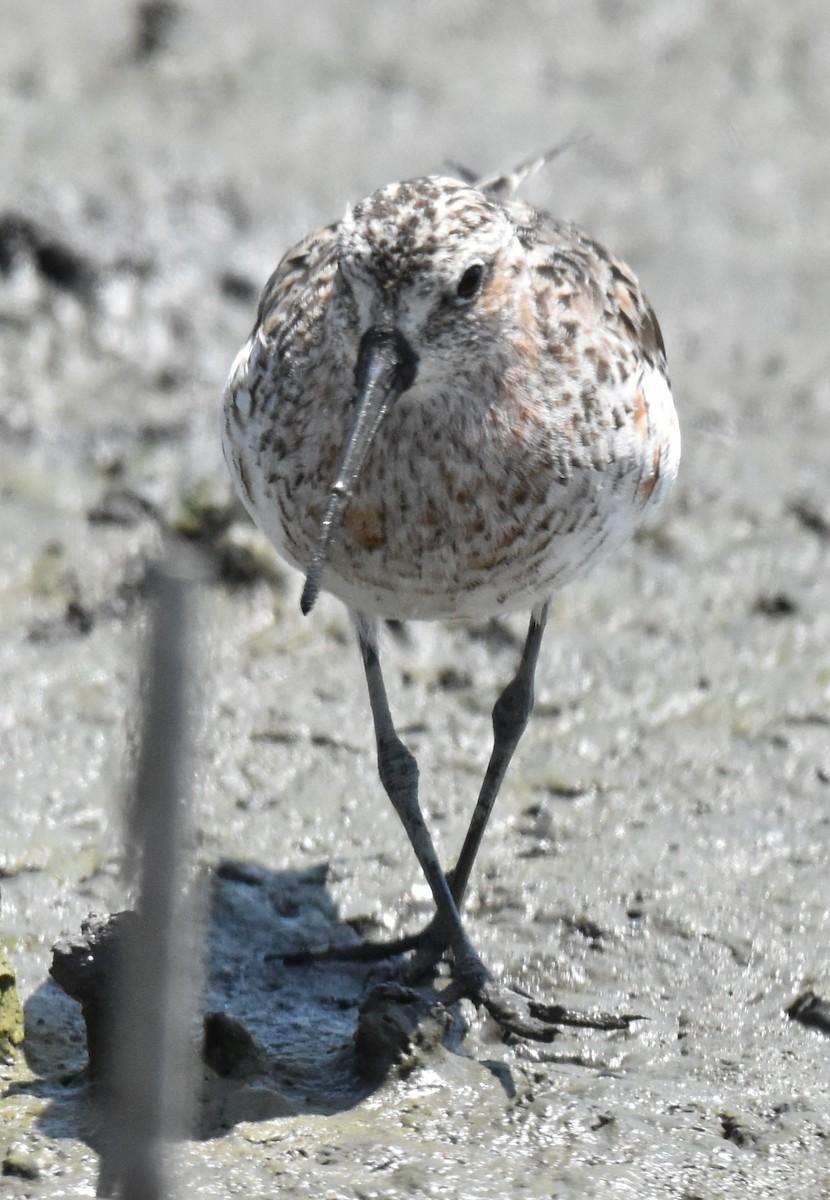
[434,945,642,1042]
[276,913,448,971]
[280,930,641,1044]
[446,974,642,1043]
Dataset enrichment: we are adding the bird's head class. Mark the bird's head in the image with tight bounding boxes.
[301,175,524,615]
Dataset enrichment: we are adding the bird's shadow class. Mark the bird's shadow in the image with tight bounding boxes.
[13,859,509,1152]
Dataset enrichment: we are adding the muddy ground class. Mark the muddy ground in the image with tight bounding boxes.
[1,2,829,1197]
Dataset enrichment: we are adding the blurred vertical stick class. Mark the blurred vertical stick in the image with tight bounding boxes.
[102,550,203,1200]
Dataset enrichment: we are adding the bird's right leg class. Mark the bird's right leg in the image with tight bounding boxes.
[353,614,489,982]
[403,601,550,977]
[286,606,550,969]
[283,612,475,972]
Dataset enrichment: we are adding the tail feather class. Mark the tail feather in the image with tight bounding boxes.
[447,135,590,199]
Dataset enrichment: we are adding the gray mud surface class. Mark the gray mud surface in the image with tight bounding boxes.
[1,2,829,1197]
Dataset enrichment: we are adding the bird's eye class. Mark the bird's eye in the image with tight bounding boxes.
[454,262,485,303]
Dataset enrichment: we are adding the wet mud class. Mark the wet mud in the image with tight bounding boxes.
[1,2,829,1196]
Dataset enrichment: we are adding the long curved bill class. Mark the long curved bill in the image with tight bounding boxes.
[300,325,418,616]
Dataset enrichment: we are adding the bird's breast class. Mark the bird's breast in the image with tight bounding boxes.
[225,343,677,619]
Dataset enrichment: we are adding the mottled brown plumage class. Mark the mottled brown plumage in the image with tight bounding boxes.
[223,174,677,619]
[221,166,679,1041]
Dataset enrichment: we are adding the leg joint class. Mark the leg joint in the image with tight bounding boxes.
[492,673,534,745]
[377,732,419,805]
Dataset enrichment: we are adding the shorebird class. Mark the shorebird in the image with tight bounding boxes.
[221,153,680,1040]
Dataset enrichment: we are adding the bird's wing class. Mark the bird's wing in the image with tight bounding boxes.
[254,221,340,345]
[515,205,669,378]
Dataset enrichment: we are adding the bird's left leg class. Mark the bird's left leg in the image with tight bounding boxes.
[353,612,635,1041]
[285,611,637,1040]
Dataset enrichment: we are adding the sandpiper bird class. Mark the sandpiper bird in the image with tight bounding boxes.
[221,153,680,1041]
